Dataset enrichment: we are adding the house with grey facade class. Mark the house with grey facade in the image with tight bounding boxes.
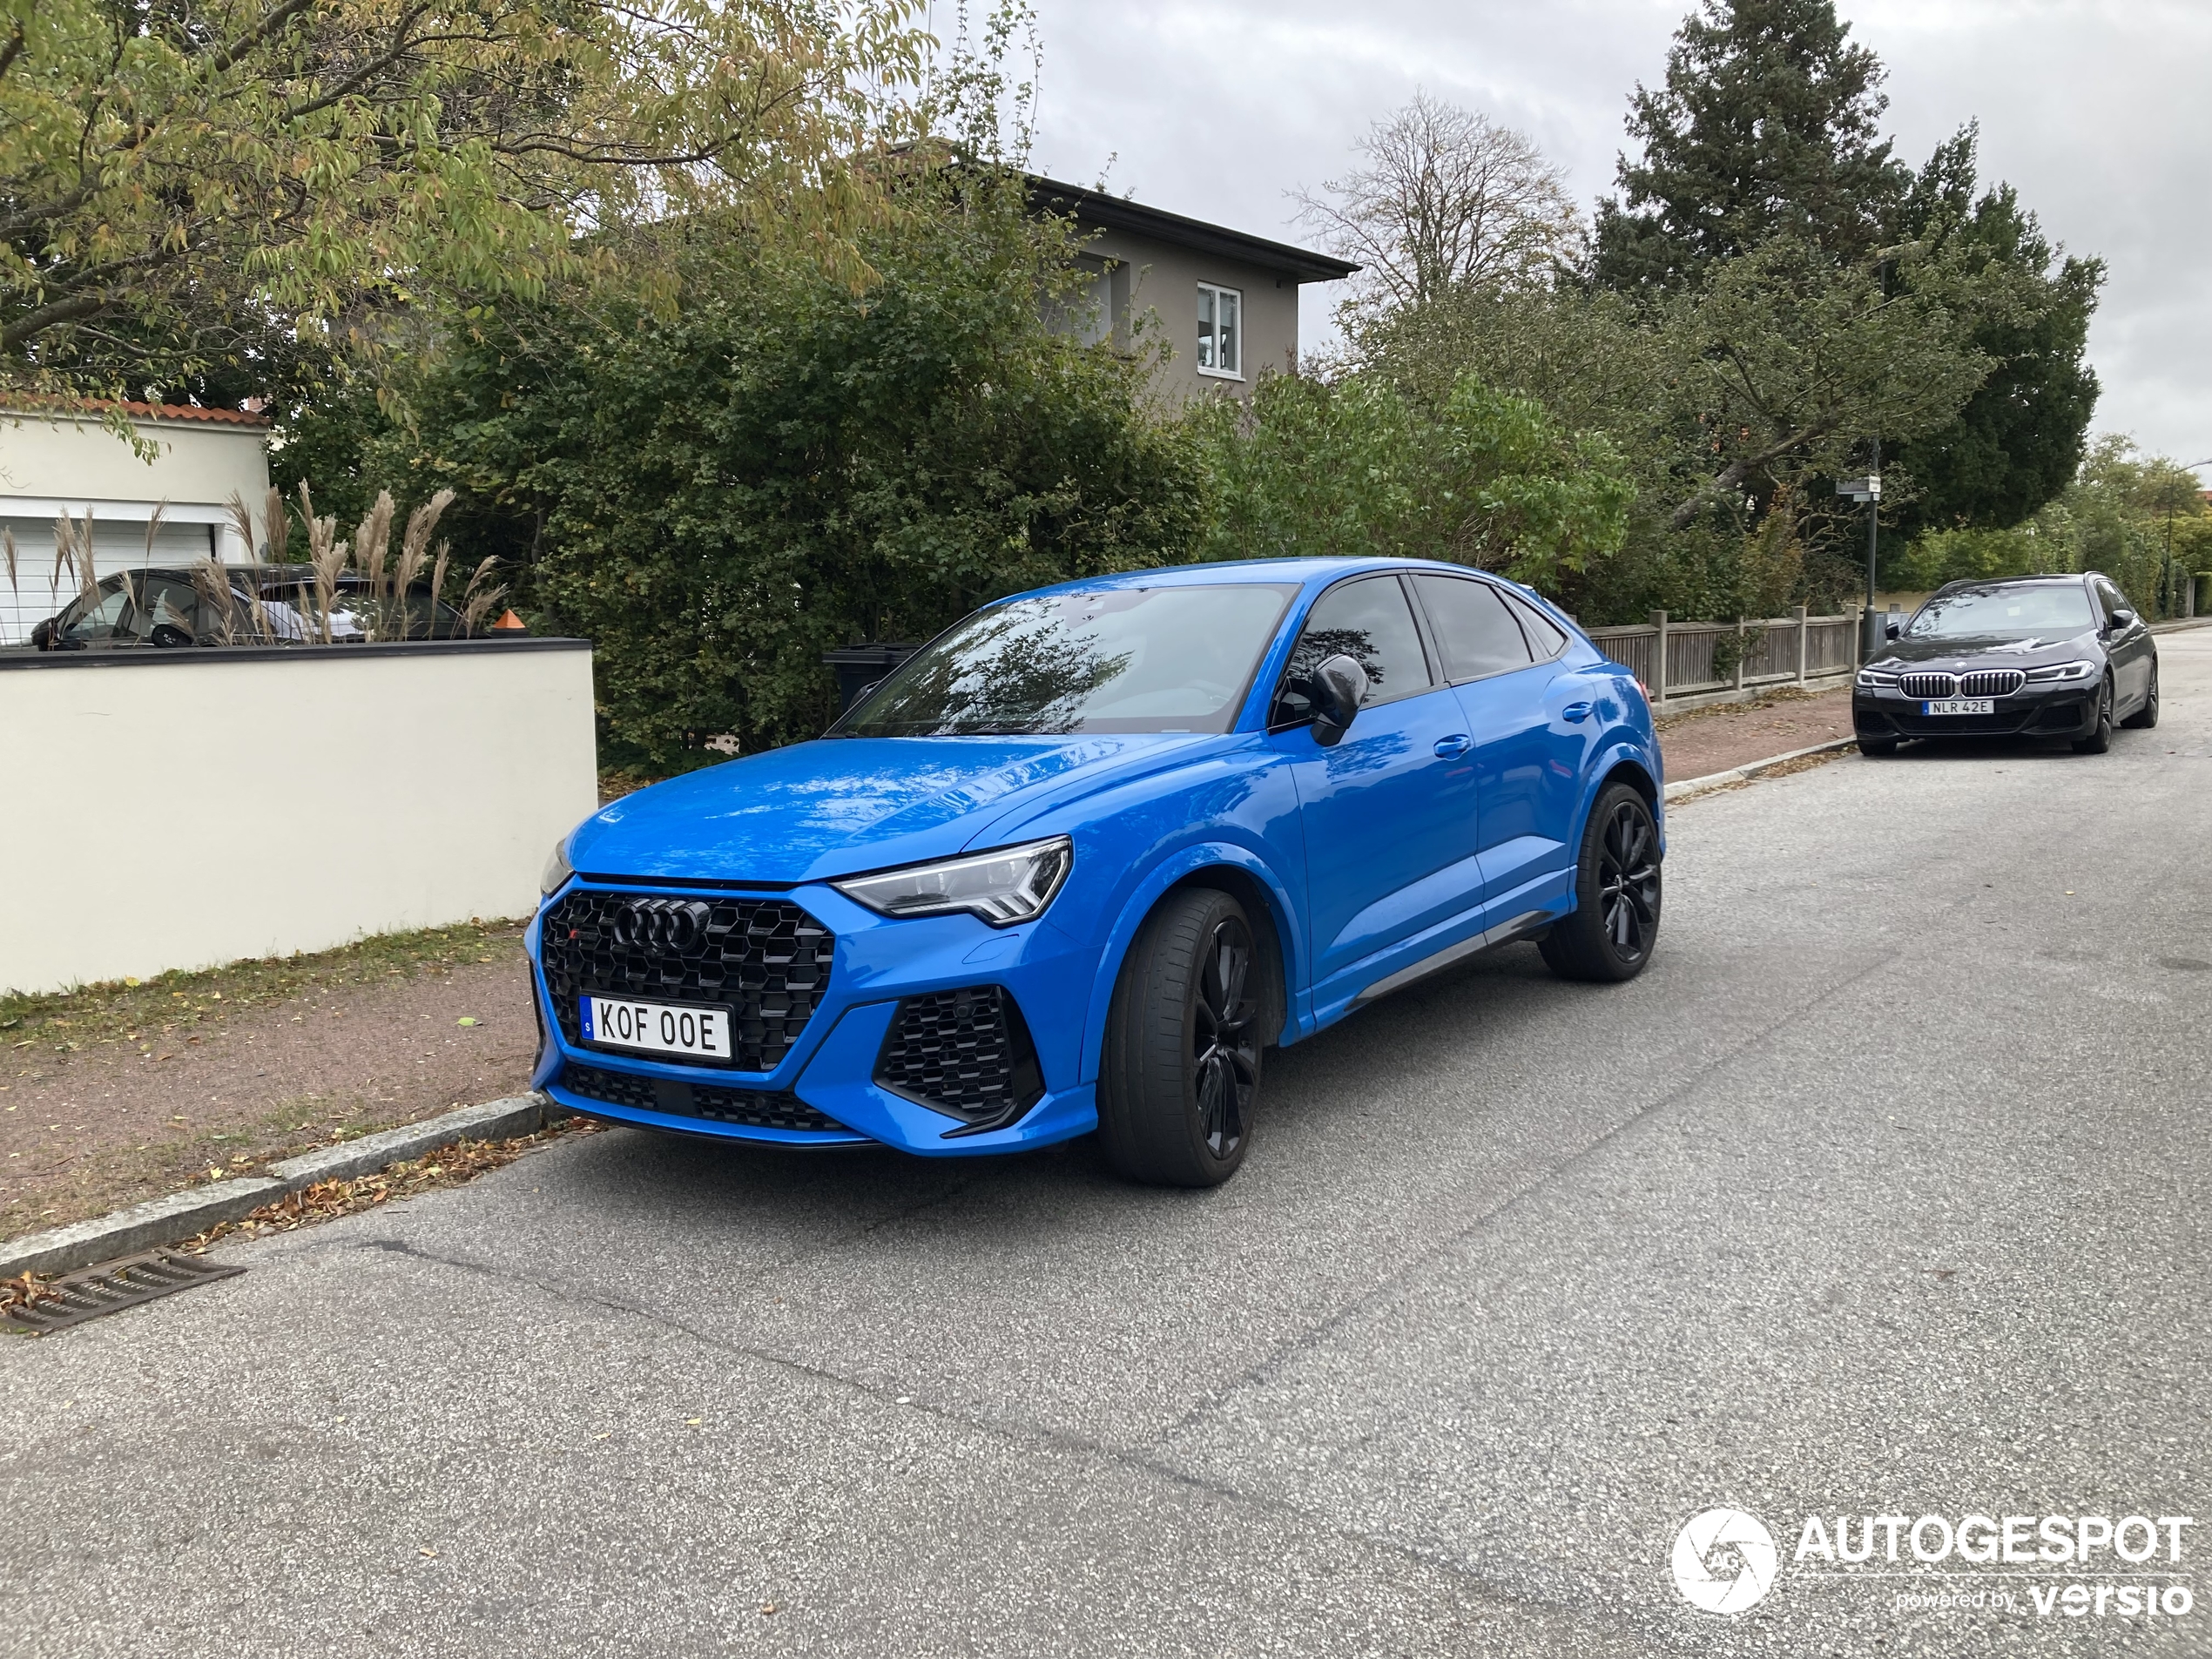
[1028,176,1358,400]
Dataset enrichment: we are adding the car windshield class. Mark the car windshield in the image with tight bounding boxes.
[1906,584,2096,639]
[835,584,1298,737]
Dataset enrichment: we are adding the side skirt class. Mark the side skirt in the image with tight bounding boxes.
[1350,911,1554,1009]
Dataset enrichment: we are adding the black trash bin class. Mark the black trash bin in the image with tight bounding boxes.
[823,642,921,714]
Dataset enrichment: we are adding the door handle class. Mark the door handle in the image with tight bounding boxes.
[1561,701,1593,724]
[1433,734,1472,759]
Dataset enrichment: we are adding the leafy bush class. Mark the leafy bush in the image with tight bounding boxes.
[1178,369,1633,591]
[378,185,1201,770]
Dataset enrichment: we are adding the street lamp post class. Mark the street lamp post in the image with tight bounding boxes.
[1839,448,1883,660]
[2165,458,2212,619]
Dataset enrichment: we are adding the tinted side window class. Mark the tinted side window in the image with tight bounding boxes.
[1504,592,1569,659]
[1412,575,1532,681]
[2094,579,2128,620]
[1271,576,1433,725]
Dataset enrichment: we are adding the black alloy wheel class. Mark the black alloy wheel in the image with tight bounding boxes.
[2122,662,2160,729]
[1858,736,1899,757]
[2074,675,2115,754]
[1099,887,1265,1186]
[1540,782,1662,983]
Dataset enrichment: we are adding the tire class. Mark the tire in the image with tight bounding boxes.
[1858,737,1899,757]
[2121,662,2159,729]
[1539,783,1662,983]
[1097,887,1264,1187]
[2073,675,2114,753]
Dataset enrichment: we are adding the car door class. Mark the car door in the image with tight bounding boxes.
[1411,575,1593,923]
[2095,577,2152,708]
[1271,574,1481,1004]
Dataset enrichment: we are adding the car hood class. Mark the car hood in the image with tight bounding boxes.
[1867,630,2102,671]
[569,732,1212,886]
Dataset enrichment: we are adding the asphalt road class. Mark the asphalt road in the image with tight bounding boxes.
[6,635,2211,1658]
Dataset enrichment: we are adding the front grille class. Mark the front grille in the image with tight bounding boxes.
[1959,669,2026,698]
[1899,671,1956,699]
[874,986,1044,1132]
[540,888,833,1071]
[560,1062,850,1135]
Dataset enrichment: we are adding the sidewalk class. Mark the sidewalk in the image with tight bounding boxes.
[1658,685,1854,783]
[2,927,536,1243]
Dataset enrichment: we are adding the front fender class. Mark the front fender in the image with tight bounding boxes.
[1075,841,1308,1087]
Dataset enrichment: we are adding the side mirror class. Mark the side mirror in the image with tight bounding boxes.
[1885,619,1902,640]
[1309,652,1371,747]
[2108,608,2136,631]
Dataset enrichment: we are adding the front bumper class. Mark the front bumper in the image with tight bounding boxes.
[1852,682,2099,741]
[526,880,1101,1157]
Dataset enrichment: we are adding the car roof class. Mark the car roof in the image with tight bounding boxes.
[1932,574,2087,593]
[1002,556,1521,603]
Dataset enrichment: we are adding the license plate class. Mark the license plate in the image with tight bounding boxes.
[1923,698,1995,716]
[580,996,732,1062]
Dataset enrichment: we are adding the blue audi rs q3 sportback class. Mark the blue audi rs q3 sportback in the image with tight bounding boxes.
[530,558,1665,1186]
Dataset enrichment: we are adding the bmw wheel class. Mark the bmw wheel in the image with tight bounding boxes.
[2121,662,2159,729]
[2074,675,2115,754]
[1539,783,1662,983]
[1098,887,1263,1187]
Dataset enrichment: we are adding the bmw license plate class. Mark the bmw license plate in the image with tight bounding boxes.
[1923,698,1995,716]
[580,995,732,1062]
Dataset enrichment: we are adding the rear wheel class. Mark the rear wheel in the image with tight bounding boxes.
[1098,888,1264,1187]
[2073,676,2114,753]
[2121,662,2159,729]
[1539,784,1662,983]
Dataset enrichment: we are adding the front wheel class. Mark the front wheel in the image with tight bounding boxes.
[1098,887,1264,1187]
[1858,736,1899,757]
[2073,676,2115,753]
[1539,783,1662,983]
[2121,662,2159,729]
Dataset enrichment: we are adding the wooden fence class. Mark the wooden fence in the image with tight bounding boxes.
[1582,608,1862,705]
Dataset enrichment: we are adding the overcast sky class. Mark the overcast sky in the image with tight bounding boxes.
[1021,0,2212,469]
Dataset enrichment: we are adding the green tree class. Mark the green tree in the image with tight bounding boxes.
[1179,368,1633,594]
[0,0,927,404]
[367,179,1199,769]
[1592,0,1907,293]
[1885,128,2102,537]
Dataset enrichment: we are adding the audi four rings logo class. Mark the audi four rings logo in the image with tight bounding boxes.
[611,898,711,951]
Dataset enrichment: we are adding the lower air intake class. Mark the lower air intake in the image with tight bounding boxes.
[874,986,1045,1134]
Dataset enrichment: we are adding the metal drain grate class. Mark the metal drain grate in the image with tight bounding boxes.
[2,1251,244,1336]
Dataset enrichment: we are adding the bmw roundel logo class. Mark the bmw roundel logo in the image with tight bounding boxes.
[611,897,711,952]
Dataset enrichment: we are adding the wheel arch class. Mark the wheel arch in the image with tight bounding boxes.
[1076,845,1305,1087]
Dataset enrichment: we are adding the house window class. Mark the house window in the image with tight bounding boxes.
[1197,283,1242,378]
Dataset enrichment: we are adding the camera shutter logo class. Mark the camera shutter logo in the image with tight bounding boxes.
[612,899,710,953]
[1671,1508,1779,1615]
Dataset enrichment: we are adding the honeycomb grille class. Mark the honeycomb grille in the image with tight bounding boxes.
[874,986,1043,1129]
[561,1062,850,1135]
[540,889,833,1071]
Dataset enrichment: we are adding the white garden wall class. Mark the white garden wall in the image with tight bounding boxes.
[0,640,597,995]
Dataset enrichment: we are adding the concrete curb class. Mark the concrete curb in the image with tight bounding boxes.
[1664,737,1858,802]
[1,1093,559,1281]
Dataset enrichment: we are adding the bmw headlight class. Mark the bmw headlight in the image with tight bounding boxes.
[833,836,1073,927]
[2026,661,2095,682]
[541,836,574,896]
[1856,668,1898,688]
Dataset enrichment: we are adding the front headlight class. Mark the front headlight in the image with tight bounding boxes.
[833,836,1073,927]
[1856,668,1898,688]
[2026,661,2095,682]
[540,837,574,896]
